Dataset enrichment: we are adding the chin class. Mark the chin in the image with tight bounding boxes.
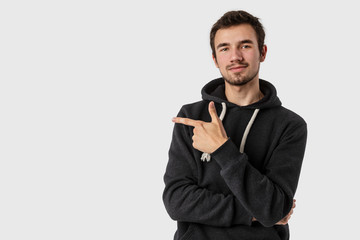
[224,77,253,86]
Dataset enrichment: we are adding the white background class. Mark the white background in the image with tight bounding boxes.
[1,0,359,239]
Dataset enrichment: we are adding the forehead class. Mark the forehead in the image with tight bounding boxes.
[214,24,258,46]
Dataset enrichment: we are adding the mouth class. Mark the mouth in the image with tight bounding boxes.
[228,65,247,72]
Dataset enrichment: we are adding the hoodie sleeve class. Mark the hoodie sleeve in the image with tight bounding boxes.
[211,116,307,227]
[163,107,253,227]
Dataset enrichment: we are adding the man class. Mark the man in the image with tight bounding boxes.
[163,10,307,240]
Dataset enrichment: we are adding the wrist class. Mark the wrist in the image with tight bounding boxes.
[212,137,229,153]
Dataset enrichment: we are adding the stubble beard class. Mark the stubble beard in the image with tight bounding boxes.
[222,63,260,86]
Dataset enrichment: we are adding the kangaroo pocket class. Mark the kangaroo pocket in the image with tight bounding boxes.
[179,223,283,240]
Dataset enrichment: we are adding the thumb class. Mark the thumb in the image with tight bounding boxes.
[208,101,220,123]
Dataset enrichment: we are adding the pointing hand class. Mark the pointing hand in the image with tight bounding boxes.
[172,101,228,153]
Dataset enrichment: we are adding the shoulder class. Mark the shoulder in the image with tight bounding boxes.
[260,106,307,140]
[279,106,306,127]
[177,100,209,119]
[273,106,307,139]
[264,105,306,127]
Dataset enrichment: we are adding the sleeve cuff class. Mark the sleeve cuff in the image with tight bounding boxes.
[211,138,244,169]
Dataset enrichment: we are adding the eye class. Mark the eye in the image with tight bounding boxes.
[242,45,251,49]
[219,47,228,52]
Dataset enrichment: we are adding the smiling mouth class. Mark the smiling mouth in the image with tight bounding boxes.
[228,65,247,72]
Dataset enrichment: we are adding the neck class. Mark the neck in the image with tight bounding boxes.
[224,79,263,106]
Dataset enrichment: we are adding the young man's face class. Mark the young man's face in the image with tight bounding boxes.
[213,24,267,86]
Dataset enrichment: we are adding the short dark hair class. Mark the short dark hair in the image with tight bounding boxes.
[210,10,265,59]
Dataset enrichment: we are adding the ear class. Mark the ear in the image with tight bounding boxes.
[212,54,219,68]
[260,45,267,62]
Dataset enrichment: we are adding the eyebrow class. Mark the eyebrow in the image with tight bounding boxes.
[216,39,254,50]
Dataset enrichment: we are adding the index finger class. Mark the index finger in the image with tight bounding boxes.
[172,117,202,127]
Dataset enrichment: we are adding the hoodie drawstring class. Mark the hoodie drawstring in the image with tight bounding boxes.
[240,109,259,153]
[200,102,260,162]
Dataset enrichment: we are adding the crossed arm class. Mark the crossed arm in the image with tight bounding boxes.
[163,103,306,226]
[168,101,297,226]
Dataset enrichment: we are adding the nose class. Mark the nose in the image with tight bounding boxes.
[230,48,243,62]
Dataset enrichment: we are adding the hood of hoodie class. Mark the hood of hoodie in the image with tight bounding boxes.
[201,78,282,109]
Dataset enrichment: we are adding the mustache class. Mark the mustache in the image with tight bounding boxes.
[226,63,248,70]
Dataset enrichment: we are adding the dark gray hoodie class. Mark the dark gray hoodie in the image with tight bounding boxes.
[163,78,307,240]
